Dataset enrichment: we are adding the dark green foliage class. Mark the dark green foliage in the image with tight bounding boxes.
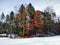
[43,11,52,35]
[6,14,10,19]
[44,12,51,20]
[27,3,35,15]
[18,4,25,14]
[0,21,2,30]
[10,11,14,20]
[1,12,5,20]
[27,3,35,19]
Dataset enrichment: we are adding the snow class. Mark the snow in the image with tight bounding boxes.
[0,36,60,45]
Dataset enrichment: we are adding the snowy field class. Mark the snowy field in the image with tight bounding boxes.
[0,36,60,45]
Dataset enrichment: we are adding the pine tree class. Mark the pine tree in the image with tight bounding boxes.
[18,4,25,14]
[1,12,5,20]
[44,10,52,36]
[27,3,35,19]
[27,3,35,14]
[10,11,14,20]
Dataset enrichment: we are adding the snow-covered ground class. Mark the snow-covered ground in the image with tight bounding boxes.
[0,36,60,45]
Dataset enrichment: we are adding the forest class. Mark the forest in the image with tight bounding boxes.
[0,3,60,38]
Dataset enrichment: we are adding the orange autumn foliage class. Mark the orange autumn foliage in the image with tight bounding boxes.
[16,14,26,19]
[34,11,44,28]
[16,10,45,33]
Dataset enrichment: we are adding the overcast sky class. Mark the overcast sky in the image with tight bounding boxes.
[0,0,60,16]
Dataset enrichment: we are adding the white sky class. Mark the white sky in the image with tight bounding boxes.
[0,0,60,17]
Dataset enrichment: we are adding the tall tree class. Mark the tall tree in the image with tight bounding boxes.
[27,3,35,14]
[6,14,10,19]
[44,10,52,36]
[6,14,10,22]
[0,12,5,33]
[18,4,25,14]
[1,12,5,20]
[27,3,35,19]
[9,11,15,35]
[10,11,14,20]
